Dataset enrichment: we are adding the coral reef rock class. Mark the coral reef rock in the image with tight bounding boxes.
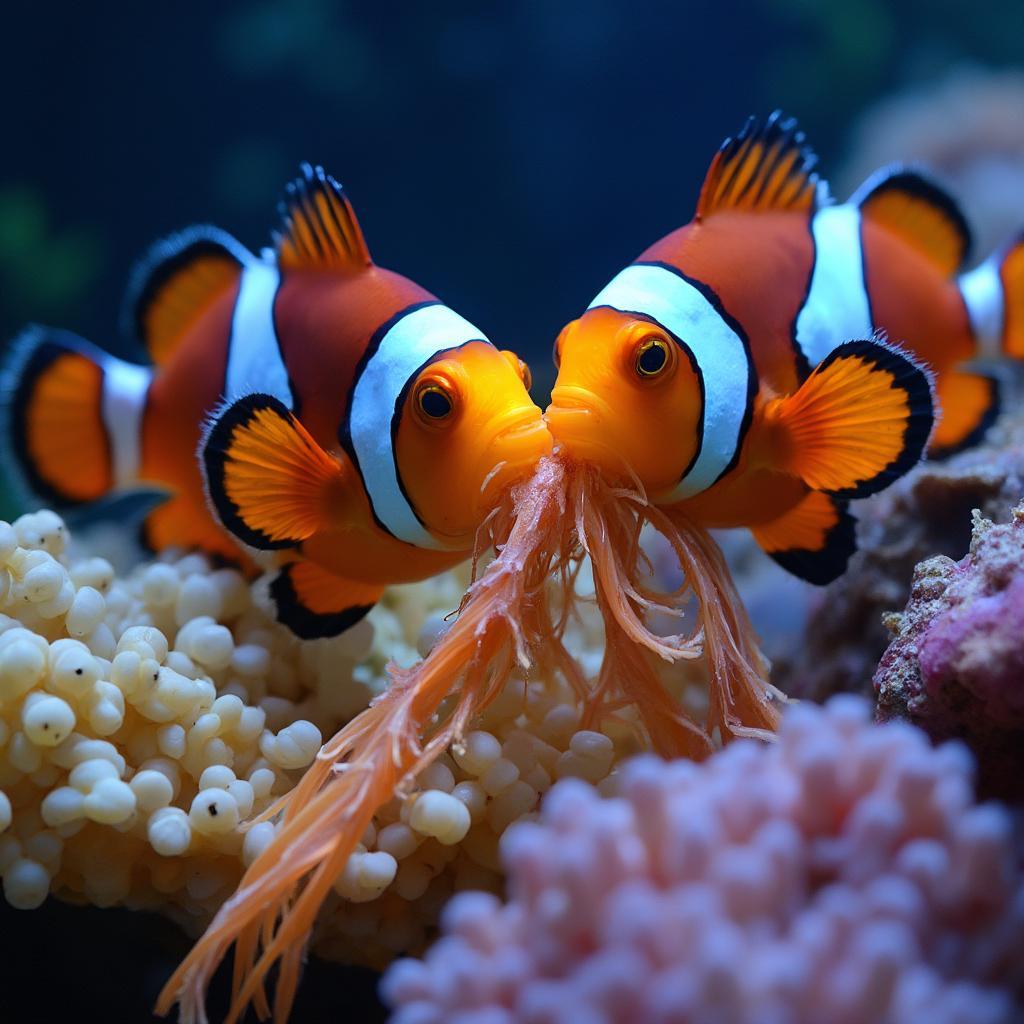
[775,400,1024,705]
[875,499,1024,800]
[383,696,1024,1024]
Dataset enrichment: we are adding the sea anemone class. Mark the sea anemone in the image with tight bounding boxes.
[0,503,635,971]
[383,696,1024,1024]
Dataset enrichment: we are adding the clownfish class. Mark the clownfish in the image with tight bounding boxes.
[547,111,1024,584]
[2,166,551,637]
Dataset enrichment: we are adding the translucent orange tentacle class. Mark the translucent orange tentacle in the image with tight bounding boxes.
[156,459,576,1023]
[156,455,784,1023]
[566,459,784,746]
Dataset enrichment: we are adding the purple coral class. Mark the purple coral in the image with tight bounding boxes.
[875,502,1024,798]
[918,573,1024,723]
[382,697,1024,1024]
[775,405,1024,706]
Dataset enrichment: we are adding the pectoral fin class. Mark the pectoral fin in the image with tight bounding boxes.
[767,338,934,499]
[200,393,350,551]
[751,490,857,585]
[269,560,382,640]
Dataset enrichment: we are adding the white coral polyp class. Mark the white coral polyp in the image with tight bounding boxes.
[383,697,1024,1024]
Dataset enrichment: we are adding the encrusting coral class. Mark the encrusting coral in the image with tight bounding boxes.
[775,400,1024,705]
[874,499,1024,801]
[0,504,641,968]
[383,696,1024,1024]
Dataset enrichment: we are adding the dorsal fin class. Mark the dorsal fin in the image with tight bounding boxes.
[696,111,823,220]
[853,166,971,275]
[123,226,250,367]
[274,163,372,272]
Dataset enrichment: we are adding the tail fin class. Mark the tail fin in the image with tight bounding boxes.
[960,232,1024,360]
[1,326,151,507]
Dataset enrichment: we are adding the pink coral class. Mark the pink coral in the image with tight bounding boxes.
[875,502,1024,798]
[382,697,1024,1024]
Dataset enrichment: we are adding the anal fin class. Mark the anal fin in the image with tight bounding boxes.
[269,560,382,640]
[930,370,1001,457]
[142,496,254,571]
[751,490,857,586]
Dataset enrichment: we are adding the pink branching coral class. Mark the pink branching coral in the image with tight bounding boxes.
[382,697,1024,1024]
[875,501,1024,800]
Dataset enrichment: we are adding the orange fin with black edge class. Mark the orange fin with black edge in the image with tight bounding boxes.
[1,326,151,507]
[122,226,250,366]
[929,370,1001,457]
[268,560,382,639]
[1002,232,1024,359]
[854,167,971,276]
[696,110,823,220]
[991,229,1024,360]
[274,164,372,273]
[141,496,254,571]
[751,490,857,585]
[766,338,935,499]
[201,393,350,551]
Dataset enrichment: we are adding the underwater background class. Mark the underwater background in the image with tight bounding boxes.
[2,1,1024,1020]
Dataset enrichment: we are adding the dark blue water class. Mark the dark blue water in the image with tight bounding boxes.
[4,0,1021,383]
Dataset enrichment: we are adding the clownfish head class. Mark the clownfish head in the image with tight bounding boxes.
[394,339,552,543]
[545,307,703,498]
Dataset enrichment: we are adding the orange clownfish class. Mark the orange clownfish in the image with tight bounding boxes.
[547,111,1024,584]
[3,166,551,636]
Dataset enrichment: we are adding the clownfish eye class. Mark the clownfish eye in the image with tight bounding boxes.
[518,359,533,392]
[636,336,669,377]
[416,384,454,420]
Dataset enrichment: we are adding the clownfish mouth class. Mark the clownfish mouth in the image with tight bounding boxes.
[478,410,553,505]
[545,386,617,466]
